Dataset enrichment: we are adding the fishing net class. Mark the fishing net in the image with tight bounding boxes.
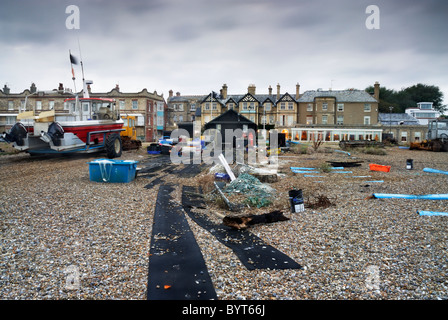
[223,173,275,208]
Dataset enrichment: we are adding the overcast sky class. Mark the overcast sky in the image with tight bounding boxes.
[1,0,447,105]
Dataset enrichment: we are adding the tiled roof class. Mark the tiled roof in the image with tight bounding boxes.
[173,89,377,105]
[297,89,378,103]
[378,113,420,125]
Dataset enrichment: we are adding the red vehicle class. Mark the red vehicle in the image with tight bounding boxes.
[2,92,124,158]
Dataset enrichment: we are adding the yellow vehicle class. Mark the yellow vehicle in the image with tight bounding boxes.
[120,115,142,150]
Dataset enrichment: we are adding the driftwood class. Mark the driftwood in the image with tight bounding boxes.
[223,210,289,230]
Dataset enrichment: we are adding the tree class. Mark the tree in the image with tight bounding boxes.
[365,83,446,114]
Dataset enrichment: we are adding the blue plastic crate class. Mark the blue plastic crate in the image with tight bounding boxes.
[88,159,139,183]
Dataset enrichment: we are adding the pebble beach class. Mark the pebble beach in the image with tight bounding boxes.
[1,143,447,300]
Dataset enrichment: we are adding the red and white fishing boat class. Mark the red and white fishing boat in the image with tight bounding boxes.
[1,53,125,158]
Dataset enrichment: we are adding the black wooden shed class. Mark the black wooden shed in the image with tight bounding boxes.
[204,109,258,145]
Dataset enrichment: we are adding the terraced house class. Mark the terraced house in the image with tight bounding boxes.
[167,82,381,142]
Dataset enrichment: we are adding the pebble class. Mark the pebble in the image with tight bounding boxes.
[1,146,448,300]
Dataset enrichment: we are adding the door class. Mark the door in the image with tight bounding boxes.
[82,102,91,120]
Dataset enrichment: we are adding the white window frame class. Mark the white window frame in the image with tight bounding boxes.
[322,103,328,111]
[322,115,328,124]
[288,102,294,110]
[306,115,313,125]
[307,104,313,111]
[401,131,408,142]
[264,103,271,111]
[119,100,125,110]
[337,115,344,125]
[49,100,55,110]
[6,116,16,124]
[8,101,14,110]
[364,116,371,125]
[364,104,371,112]
[132,100,138,110]
[337,103,344,112]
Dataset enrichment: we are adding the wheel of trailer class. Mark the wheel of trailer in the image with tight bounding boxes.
[432,140,442,152]
[105,133,122,158]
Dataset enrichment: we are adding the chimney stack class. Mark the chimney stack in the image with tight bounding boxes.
[276,83,280,100]
[58,83,64,92]
[268,85,272,96]
[296,83,300,99]
[222,84,228,99]
[248,84,256,95]
[176,92,181,97]
[169,89,173,98]
[30,83,36,94]
[2,84,10,94]
[374,81,380,101]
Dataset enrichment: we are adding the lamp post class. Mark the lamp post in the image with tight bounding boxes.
[389,106,393,138]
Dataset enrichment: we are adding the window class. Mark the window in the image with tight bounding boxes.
[288,102,294,110]
[364,116,371,125]
[401,132,407,142]
[132,100,138,110]
[419,103,432,110]
[6,116,16,124]
[212,103,217,110]
[306,115,313,125]
[337,115,344,125]
[8,101,14,110]
[337,104,344,112]
[417,112,437,118]
[322,115,328,124]
[322,103,328,111]
[269,115,275,124]
[364,104,371,112]
[242,102,248,110]
[157,102,164,112]
[280,102,286,110]
[157,116,164,127]
[36,101,42,110]
[261,116,266,124]
[227,103,234,110]
[178,115,183,122]
[287,115,294,126]
[178,104,184,111]
[49,101,54,110]
[190,103,196,111]
[414,132,421,141]
[119,100,125,110]
[264,103,271,111]
[307,104,313,111]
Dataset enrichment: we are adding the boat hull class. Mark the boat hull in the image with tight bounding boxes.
[7,119,124,154]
